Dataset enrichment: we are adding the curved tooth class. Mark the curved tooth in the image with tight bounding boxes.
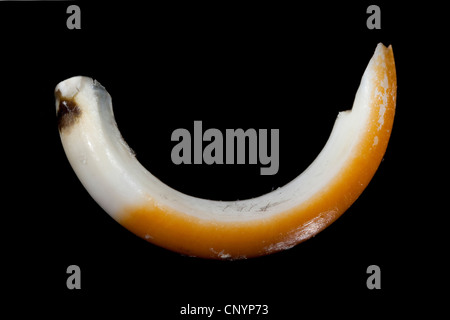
[56,43,396,259]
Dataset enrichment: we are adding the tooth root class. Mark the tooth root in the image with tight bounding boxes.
[56,92,82,132]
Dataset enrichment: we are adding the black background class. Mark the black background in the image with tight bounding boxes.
[1,1,445,318]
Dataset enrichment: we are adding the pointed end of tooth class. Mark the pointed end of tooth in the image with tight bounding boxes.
[372,43,391,62]
[375,42,389,52]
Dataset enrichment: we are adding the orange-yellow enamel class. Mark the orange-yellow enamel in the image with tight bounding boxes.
[120,45,396,259]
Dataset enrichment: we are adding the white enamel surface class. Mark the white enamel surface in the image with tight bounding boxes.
[56,45,382,222]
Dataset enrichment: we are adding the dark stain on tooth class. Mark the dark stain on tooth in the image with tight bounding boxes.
[56,89,81,132]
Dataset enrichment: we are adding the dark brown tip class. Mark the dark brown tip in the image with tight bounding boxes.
[56,89,81,132]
